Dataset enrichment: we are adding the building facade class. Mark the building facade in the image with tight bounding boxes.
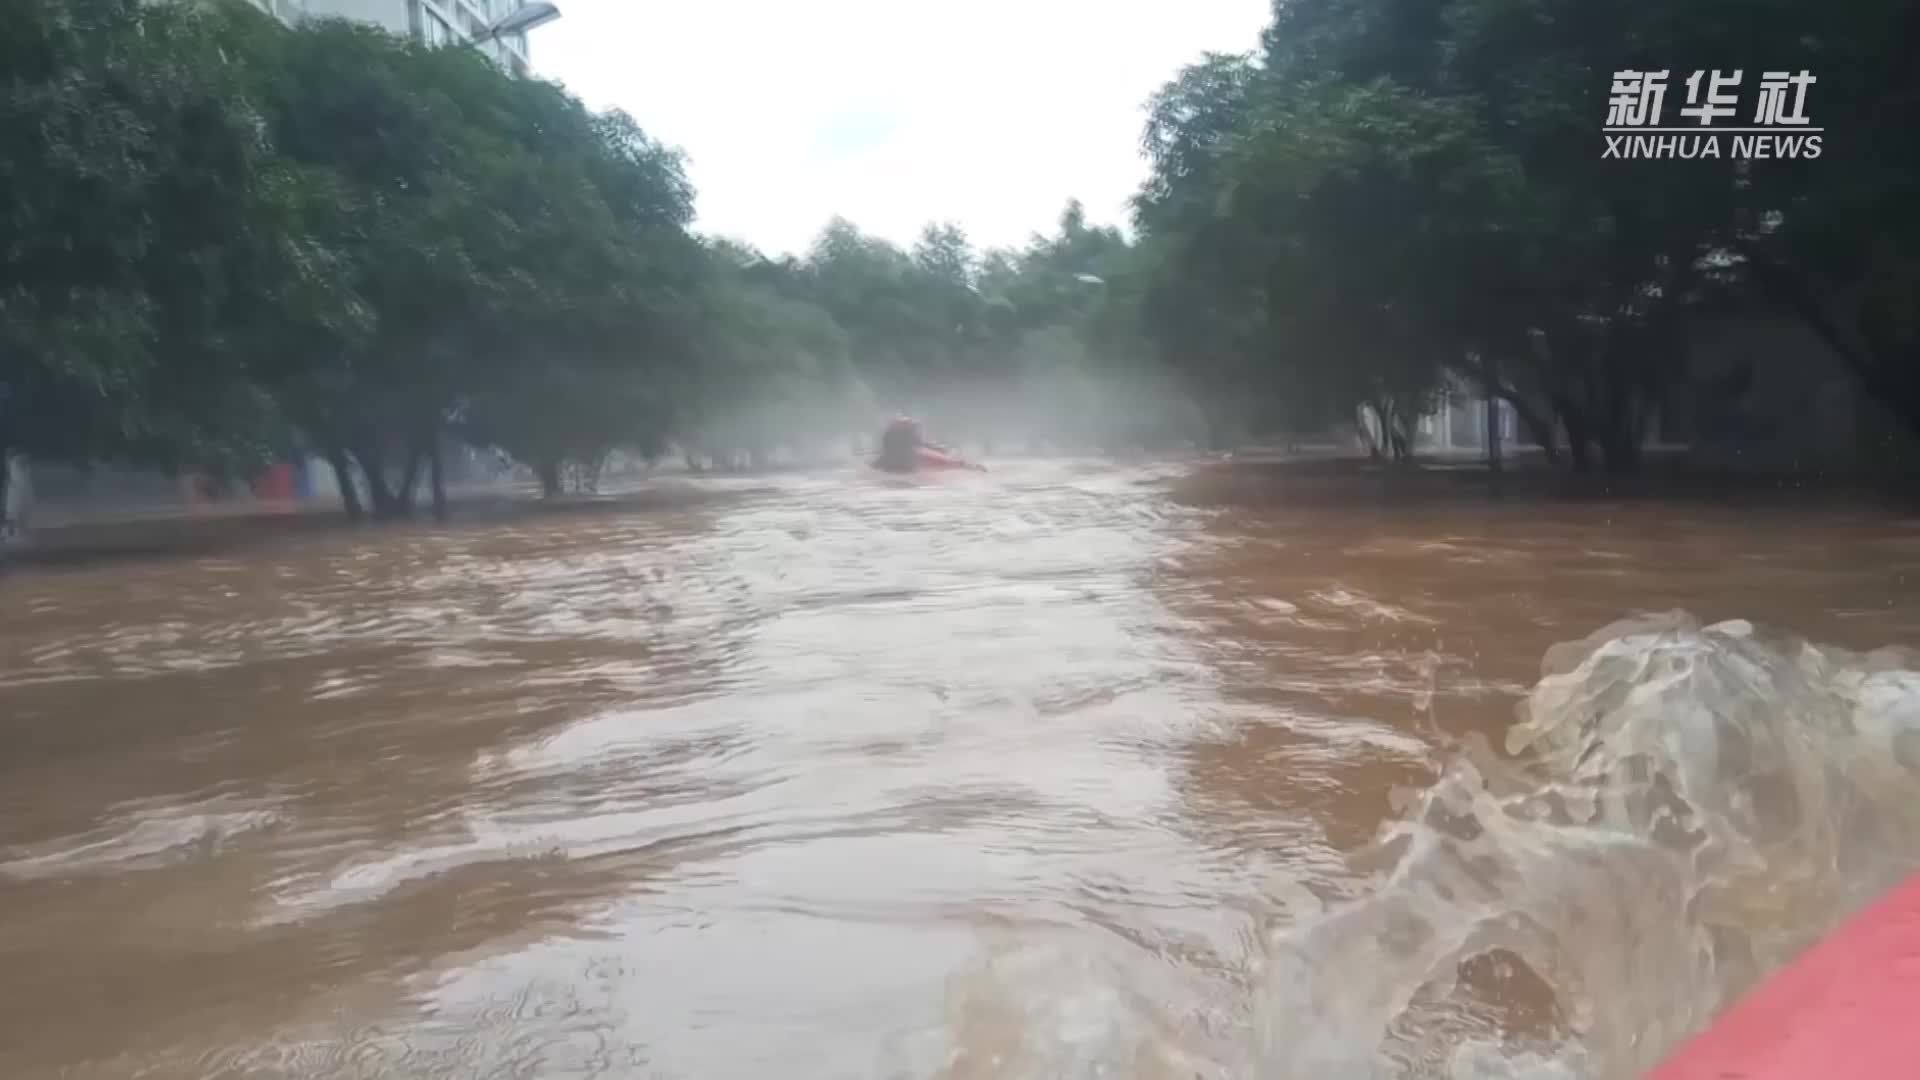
[243,0,535,77]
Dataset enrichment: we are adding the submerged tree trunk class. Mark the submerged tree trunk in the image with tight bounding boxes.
[580,454,605,494]
[1384,400,1415,465]
[1515,405,1560,465]
[355,443,400,518]
[1457,349,1549,465]
[393,445,424,516]
[1485,397,1503,476]
[428,439,447,522]
[536,459,562,498]
[1556,399,1594,474]
[0,446,12,539]
[1596,353,1642,477]
[1599,419,1643,475]
[328,448,364,520]
[1595,362,1653,477]
[1477,352,1502,476]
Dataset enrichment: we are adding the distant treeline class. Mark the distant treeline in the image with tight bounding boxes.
[2,0,1915,523]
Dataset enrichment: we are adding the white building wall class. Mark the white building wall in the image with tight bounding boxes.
[300,0,412,35]
[282,0,535,74]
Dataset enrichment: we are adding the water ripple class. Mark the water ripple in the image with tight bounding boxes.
[2,462,1917,1079]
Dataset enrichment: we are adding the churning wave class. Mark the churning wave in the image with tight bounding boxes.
[1250,612,1920,1079]
[931,612,1920,1079]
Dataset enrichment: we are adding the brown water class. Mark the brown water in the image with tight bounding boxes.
[2,460,1917,1079]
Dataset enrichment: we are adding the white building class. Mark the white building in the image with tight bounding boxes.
[243,0,545,77]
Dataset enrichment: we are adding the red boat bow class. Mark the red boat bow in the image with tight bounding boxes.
[1645,871,1920,1079]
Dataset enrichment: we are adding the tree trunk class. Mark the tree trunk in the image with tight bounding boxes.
[1595,354,1650,477]
[393,446,423,517]
[536,460,563,499]
[1484,377,1503,477]
[1600,417,1643,475]
[1485,399,1504,488]
[1556,399,1594,474]
[428,439,447,522]
[326,446,364,520]
[356,443,403,518]
[1516,406,1560,464]
[0,448,21,544]
[1387,401,1415,465]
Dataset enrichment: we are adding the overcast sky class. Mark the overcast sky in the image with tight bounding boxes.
[532,1,1270,257]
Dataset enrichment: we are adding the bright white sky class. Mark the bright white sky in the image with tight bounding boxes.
[533,1,1271,257]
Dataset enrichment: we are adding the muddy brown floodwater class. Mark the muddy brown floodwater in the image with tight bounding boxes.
[1,461,1917,1079]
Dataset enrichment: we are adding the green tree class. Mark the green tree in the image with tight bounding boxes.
[0,0,326,521]
[232,14,700,515]
[1134,0,1848,472]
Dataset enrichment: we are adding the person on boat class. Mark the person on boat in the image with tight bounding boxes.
[875,415,929,472]
[873,415,976,472]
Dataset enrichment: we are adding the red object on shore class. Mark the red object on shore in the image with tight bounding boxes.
[1645,871,1920,1080]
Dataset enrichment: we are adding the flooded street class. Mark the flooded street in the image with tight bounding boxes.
[2,460,1918,1079]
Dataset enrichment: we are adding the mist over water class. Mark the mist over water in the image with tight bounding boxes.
[0,461,1916,1078]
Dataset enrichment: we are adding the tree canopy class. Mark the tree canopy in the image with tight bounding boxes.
[0,0,1195,520]
[2,0,1912,526]
[1135,0,1920,471]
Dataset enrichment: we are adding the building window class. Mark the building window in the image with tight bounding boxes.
[423,11,455,46]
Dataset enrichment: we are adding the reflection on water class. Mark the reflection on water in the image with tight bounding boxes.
[0,460,1916,1078]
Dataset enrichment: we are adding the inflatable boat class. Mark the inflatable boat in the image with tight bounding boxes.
[871,446,983,474]
[1646,870,1920,1079]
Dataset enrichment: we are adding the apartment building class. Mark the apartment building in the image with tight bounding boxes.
[242,0,543,76]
